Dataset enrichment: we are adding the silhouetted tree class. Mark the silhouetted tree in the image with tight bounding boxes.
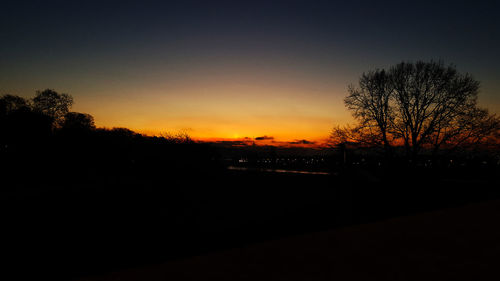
[32,89,73,128]
[337,60,500,163]
[391,62,468,160]
[1,94,52,147]
[108,127,139,138]
[0,95,30,116]
[330,124,384,148]
[161,132,193,144]
[1,108,53,147]
[427,102,500,155]
[344,69,394,157]
[62,112,95,131]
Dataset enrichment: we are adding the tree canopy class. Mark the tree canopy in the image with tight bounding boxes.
[1,90,79,145]
[62,112,96,131]
[333,61,500,162]
[32,89,73,127]
[0,94,30,116]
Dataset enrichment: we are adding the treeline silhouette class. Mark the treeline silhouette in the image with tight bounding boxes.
[0,89,232,280]
[1,89,221,190]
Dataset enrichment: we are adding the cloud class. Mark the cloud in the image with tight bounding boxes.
[288,139,316,145]
[255,135,274,141]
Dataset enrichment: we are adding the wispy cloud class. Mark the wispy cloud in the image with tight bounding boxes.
[288,139,316,145]
[255,135,274,141]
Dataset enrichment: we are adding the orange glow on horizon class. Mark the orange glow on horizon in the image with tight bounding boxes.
[63,61,356,144]
[130,130,330,148]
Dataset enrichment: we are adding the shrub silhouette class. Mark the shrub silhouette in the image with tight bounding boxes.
[61,112,96,132]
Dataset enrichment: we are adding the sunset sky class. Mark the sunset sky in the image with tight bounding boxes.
[1,0,499,143]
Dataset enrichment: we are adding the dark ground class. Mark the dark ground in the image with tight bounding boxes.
[1,166,499,281]
[78,199,500,281]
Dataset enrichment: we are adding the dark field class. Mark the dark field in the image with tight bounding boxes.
[2,165,499,280]
[78,199,500,281]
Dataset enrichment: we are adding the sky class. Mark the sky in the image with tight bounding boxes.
[1,0,499,143]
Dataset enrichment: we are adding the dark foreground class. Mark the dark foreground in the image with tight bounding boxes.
[1,167,499,280]
[79,199,500,281]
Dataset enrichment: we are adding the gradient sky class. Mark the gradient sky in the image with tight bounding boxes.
[1,0,499,142]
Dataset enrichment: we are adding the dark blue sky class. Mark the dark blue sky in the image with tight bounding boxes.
[1,0,499,139]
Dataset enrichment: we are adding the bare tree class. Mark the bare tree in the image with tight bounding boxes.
[330,124,383,147]
[389,61,497,161]
[343,69,394,157]
[336,60,500,163]
[429,106,500,154]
